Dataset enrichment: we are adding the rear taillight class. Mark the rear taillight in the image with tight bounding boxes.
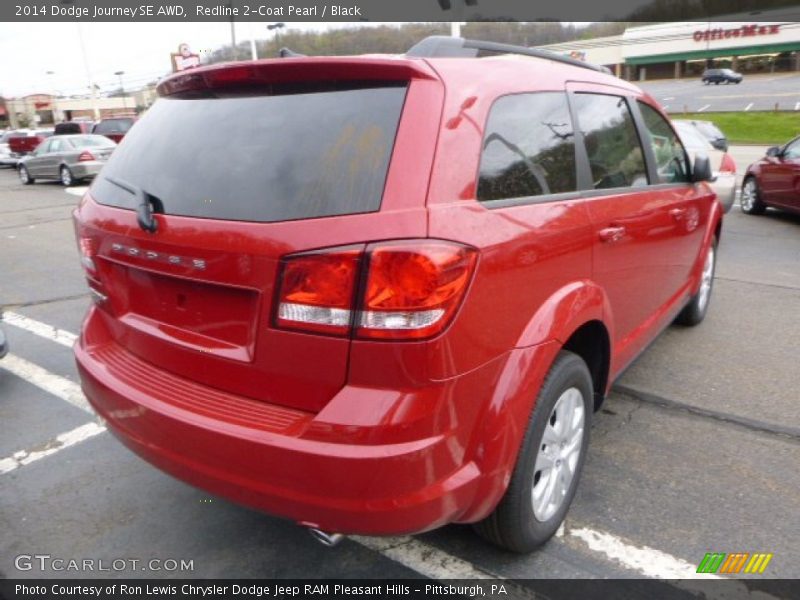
[275,247,362,336]
[719,153,736,174]
[273,241,477,340]
[77,151,95,162]
[78,236,97,275]
[358,242,477,340]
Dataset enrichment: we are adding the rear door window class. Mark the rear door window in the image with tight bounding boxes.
[573,93,648,190]
[477,92,577,202]
[91,84,407,222]
[637,103,691,184]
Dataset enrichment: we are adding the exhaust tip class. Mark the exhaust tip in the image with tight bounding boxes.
[308,528,344,547]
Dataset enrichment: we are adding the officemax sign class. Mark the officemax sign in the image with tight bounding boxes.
[693,24,781,42]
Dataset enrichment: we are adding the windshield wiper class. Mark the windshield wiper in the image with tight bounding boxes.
[105,177,160,233]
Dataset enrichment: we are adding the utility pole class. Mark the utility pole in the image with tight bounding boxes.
[228,1,237,60]
[76,23,100,119]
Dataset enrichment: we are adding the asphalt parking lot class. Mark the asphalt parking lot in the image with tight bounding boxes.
[638,72,800,113]
[1,149,799,588]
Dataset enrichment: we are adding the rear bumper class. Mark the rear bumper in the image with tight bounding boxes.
[711,173,736,213]
[75,308,493,535]
[70,161,105,179]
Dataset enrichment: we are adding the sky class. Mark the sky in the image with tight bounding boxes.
[0,22,399,98]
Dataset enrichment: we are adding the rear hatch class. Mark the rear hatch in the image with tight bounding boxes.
[75,58,440,413]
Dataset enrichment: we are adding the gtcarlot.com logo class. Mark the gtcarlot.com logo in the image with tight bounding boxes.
[697,552,773,574]
[14,554,194,573]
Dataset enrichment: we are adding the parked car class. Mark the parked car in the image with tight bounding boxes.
[672,120,736,213]
[0,130,21,167]
[92,116,136,143]
[72,36,721,553]
[702,68,743,85]
[18,134,116,186]
[741,136,800,216]
[55,121,94,135]
[680,119,728,152]
[1,129,53,167]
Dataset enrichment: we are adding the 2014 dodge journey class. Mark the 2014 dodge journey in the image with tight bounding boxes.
[73,37,722,552]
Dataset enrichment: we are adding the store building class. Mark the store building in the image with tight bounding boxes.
[4,94,137,129]
[542,8,800,81]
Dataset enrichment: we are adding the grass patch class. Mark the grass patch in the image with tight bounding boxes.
[672,111,800,145]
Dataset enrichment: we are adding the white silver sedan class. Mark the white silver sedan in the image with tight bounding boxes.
[673,119,737,213]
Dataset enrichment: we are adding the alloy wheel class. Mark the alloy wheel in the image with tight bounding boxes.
[532,387,585,522]
[697,244,715,313]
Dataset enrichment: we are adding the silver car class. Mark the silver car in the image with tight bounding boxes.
[18,134,116,187]
[672,120,736,213]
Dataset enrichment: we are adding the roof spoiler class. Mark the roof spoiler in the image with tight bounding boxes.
[407,36,612,75]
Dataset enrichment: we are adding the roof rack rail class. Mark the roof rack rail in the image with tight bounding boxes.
[406,36,612,75]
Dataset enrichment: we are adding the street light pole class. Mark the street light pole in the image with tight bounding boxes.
[115,71,126,111]
[46,70,59,123]
[267,22,285,55]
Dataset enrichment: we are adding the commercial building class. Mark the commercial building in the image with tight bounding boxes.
[542,8,800,81]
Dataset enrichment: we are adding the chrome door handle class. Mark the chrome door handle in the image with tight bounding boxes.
[599,226,626,243]
[670,208,687,220]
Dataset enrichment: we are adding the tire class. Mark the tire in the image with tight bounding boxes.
[18,165,33,185]
[60,165,74,187]
[676,238,717,327]
[741,177,766,215]
[474,351,592,553]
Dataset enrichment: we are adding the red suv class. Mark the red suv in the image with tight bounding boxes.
[73,37,722,552]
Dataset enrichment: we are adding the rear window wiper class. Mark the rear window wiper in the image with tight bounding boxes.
[105,177,162,233]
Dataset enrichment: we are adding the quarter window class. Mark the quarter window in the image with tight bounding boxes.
[573,93,648,190]
[638,102,691,184]
[477,92,577,202]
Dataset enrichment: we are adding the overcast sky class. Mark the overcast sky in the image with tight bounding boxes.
[0,22,397,98]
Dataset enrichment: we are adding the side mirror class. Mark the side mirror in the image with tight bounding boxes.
[692,153,714,183]
[766,146,781,158]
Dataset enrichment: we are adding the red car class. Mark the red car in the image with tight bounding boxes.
[91,115,136,143]
[5,129,53,165]
[741,136,800,216]
[73,37,721,553]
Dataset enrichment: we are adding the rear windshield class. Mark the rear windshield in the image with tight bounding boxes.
[93,119,134,134]
[91,84,407,222]
[693,122,724,139]
[69,136,115,148]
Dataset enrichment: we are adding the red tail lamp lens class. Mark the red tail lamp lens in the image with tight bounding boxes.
[275,248,361,336]
[719,153,736,174]
[78,236,97,275]
[357,242,477,340]
[77,151,95,162]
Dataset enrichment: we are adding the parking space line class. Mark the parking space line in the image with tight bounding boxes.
[352,535,497,579]
[0,354,91,413]
[795,102,800,111]
[697,104,711,112]
[3,311,77,348]
[570,528,718,579]
[0,421,106,475]
[744,102,753,111]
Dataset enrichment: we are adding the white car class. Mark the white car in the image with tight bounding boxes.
[672,120,736,213]
[0,130,22,167]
